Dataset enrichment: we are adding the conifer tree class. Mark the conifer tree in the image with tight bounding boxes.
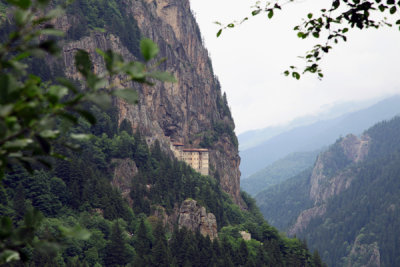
[104,221,131,266]
[151,222,169,267]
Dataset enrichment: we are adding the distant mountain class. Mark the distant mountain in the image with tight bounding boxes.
[256,116,400,266]
[241,150,321,196]
[240,95,400,178]
[238,97,384,151]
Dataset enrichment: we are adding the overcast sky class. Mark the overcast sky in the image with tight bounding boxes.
[189,0,400,134]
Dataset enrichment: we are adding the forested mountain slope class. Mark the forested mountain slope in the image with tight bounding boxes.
[240,95,400,178]
[0,0,322,266]
[256,116,400,267]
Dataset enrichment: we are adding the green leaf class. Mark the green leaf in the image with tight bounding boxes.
[14,9,29,26]
[125,61,146,80]
[268,10,274,19]
[0,104,13,117]
[0,250,20,264]
[217,29,222,37]
[76,109,96,125]
[60,225,91,240]
[227,23,235,28]
[40,29,64,37]
[292,72,300,80]
[0,74,17,104]
[0,121,6,140]
[390,6,397,13]
[3,139,33,149]
[0,216,13,238]
[312,32,320,38]
[307,13,313,19]
[140,38,159,61]
[35,135,51,154]
[39,40,60,55]
[113,89,139,104]
[39,130,59,138]
[75,50,92,77]
[70,133,91,141]
[48,85,68,100]
[85,94,112,109]
[56,78,78,93]
[6,0,31,9]
[148,71,177,83]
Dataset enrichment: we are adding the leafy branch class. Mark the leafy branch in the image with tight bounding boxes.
[216,0,400,79]
[0,0,175,179]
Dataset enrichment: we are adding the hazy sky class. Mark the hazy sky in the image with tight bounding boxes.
[190,0,400,134]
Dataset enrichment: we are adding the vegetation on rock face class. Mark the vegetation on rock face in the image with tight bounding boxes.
[0,0,321,266]
[256,116,400,267]
[65,0,142,57]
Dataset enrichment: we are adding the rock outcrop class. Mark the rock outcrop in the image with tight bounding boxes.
[111,158,139,205]
[346,234,381,267]
[310,134,370,205]
[55,0,242,206]
[290,134,370,235]
[178,199,218,240]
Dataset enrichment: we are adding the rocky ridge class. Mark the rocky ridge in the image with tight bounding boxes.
[289,134,370,235]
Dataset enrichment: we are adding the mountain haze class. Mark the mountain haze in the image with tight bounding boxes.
[0,0,321,266]
[241,150,320,196]
[240,95,400,178]
[256,115,400,266]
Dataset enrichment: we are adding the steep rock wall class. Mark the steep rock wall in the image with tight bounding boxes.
[56,0,242,205]
[290,134,370,235]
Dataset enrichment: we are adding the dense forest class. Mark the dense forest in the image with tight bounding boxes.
[0,0,322,266]
[255,116,400,266]
[0,104,323,266]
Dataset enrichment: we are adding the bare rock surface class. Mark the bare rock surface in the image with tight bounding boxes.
[55,0,242,206]
[178,199,218,240]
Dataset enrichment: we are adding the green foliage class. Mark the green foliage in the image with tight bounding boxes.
[0,0,175,179]
[255,168,314,230]
[65,0,142,58]
[269,117,400,266]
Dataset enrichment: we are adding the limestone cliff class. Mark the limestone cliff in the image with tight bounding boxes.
[346,234,381,267]
[55,0,242,206]
[177,199,218,240]
[289,134,370,235]
[150,199,218,240]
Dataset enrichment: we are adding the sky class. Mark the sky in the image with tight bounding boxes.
[189,0,400,134]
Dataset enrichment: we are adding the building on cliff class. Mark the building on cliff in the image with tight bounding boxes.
[171,142,209,175]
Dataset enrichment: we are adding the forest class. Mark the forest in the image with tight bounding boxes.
[0,1,323,265]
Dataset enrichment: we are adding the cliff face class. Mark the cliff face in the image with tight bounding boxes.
[289,134,370,235]
[178,199,218,240]
[56,0,242,205]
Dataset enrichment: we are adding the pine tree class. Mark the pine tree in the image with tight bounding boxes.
[134,219,152,265]
[104,221,131,266]
[151,222,169,267]
[312,250,324,267]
